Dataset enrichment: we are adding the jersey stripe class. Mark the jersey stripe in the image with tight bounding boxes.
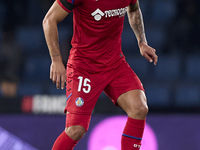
[66,93,72,101]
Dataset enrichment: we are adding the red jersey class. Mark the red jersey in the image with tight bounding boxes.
[57,0,137,71]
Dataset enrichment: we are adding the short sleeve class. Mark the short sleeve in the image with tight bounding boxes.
[130,0,137,5]
[57,0,79,13]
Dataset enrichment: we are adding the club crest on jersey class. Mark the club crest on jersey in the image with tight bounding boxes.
[91,8,104,21]
[91,7,128,21]
[75,97,84,107]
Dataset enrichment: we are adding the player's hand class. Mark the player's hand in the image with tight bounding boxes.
[139,42,158,65]
[50,60,66,89]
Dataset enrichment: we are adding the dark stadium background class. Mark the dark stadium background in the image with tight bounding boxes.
[0,0,200,150]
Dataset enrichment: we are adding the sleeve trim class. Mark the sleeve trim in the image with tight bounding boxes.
[57,0,72,13]
[71,0,75,4]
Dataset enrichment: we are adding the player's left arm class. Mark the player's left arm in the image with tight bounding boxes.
[128,0,158,65]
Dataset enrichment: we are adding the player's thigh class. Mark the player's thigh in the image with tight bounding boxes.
[66,65,105,114]
[117,89,148,119]
[104,62,148,118]
[65,65,110,132]
[66,112,92,130]
[104,61,144,105]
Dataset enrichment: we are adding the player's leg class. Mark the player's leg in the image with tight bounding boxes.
[104,60,147,150]
[117,90,147,150]
[52,65,107,150]
[52,113,91,150]
[117,89,148,120]
[65,125,86,141]
[52,130,79,150]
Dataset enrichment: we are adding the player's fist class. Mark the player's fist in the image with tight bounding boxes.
[50,61,66,89]
[139,42,158,65]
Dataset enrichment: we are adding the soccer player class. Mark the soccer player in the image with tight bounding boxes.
[43,0,158,149]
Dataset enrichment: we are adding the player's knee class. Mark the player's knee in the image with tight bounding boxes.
[128,101,148,119]
[65,125,86,141]
[136,103,148,116]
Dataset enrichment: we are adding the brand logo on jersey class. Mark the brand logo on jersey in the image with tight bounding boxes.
[91,7,128,21]
[75,97,84,107]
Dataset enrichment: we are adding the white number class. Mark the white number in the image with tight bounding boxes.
[77,76,91,93]
[83,78,91,93]
[78,76,83,92]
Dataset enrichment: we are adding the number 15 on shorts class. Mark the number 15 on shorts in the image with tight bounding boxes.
[77,76,91,93]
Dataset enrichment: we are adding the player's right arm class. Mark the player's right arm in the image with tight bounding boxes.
[42,1,69,89]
